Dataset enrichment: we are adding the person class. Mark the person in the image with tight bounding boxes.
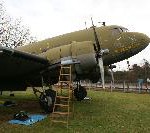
[137,79,144,93]
[146,78,150,91]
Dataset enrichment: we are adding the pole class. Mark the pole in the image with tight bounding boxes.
[123,81,126,92]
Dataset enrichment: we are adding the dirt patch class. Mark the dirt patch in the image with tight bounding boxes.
[0,100,44,124]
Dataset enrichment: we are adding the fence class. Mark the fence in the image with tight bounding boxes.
[81,80,150,94]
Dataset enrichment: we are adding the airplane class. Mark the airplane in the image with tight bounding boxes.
[0,22,149,113]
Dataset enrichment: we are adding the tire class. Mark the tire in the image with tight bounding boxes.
[39,89,56,113]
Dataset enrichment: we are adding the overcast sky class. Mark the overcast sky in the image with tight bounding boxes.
[3,0,150,70]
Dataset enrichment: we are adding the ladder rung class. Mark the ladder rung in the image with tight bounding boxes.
[61,67,71,69]
[56,96,69,99]
[51,120,67,124]
[53,112,69,115]
[55,104,69,107]
[59,81,71,83]
[56,89,72,91]
[60,74,70,76]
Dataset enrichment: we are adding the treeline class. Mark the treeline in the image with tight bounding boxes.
[105,60,150,83]
[0,2,35,48]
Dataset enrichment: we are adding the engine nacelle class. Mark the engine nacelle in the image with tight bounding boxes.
[40,41,98,82]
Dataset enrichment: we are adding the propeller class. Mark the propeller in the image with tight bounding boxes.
[91,17,109,89]
[109,65,116,88]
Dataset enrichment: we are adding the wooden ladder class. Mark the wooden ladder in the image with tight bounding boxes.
[51,64,74,128]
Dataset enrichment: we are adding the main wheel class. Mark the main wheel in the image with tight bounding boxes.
[39,89,56,113]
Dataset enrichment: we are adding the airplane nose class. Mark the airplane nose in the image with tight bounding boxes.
[134,33,150,47]
[115,32,150,57]
[127,32,150,56]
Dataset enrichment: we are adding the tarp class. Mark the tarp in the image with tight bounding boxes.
[9,114,47,125]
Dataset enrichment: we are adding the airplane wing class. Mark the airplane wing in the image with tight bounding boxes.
[0,47,58,91]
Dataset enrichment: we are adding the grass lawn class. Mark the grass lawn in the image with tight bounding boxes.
[0,90,150,133]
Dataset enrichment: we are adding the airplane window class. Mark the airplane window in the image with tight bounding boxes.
[111,28,121,36]
[120,28,128,32]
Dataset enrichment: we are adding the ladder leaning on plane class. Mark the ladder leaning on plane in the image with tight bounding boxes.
[51,59,79,127]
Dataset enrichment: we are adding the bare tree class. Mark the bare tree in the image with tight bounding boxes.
[0,3,36,48]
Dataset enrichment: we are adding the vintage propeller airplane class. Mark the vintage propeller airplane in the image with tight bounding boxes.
[0,21,149,112]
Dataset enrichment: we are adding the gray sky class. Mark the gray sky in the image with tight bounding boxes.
[3,0,150,70]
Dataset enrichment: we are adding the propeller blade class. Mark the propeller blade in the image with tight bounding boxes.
[109,65,115,88]
[91,17,101,52]
[93,43,97,52]
[91,17,107,89]
[98,57,105,89]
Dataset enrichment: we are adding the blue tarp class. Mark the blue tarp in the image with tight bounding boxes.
[9,114,47,125]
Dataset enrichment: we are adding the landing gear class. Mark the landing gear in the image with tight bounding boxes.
[39,89,56,113]
[74,82,87,101]
[33,87,56,113]
[32,76,56,113]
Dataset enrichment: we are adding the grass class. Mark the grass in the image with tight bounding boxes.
[1,90,150,133]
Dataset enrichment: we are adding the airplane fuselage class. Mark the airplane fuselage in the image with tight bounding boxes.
[17,25,149,65]
[16,25,149,83]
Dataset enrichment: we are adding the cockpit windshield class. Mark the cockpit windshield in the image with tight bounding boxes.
[120,28,128,32]
[111,28,120,36]
[111,27,128,36]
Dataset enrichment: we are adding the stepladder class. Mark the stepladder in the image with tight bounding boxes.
[51,64,74,127]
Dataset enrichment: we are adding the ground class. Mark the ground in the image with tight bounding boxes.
[1,89,150,133]
[0,100,41,124]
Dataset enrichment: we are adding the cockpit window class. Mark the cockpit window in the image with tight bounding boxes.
[111,27,128,36]
[120,28,128,32]
[111,28,121,36]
